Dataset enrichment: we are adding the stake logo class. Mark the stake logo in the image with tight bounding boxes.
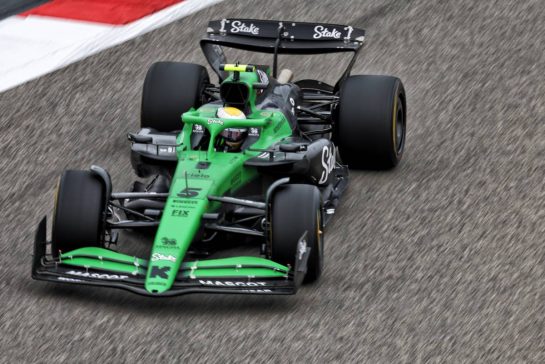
[313,25,341,39]
[151,253,176,262]
[318,145,336,184]
[207,118,224,125]
[230,20,259,35]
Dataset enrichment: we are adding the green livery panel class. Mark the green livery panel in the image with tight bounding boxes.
[32,66,307,296]
[144,71,292,293]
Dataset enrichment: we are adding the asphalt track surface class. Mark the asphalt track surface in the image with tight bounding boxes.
[1,0,544,362]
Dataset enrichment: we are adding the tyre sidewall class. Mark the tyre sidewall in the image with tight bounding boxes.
[270,184,323,283]
[51,170,106,256]
[336,75,406,169]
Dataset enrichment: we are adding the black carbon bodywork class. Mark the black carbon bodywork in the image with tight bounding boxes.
[245,138,337,185]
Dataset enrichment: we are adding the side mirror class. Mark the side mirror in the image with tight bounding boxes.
[279,144,305,153]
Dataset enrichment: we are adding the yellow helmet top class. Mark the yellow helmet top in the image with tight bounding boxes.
[217,107,246,119]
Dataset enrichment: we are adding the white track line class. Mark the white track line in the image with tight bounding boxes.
[0,0,225,93]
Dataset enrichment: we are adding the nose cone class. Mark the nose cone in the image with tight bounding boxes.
[144,177,212,295]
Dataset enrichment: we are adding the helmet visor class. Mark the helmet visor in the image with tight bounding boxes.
[221,128,247,142]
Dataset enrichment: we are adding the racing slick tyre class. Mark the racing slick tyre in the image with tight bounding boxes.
[51,170,106,257]
[336,75,406,169]
[141,62,209,132]
[270,184,323,283]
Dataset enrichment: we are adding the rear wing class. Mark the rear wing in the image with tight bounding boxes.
[201,19,366,82]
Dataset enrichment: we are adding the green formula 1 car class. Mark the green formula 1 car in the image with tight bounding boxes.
[32,19,406,296]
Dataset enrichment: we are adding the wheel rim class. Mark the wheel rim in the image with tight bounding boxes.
[316,210,323,270]
[395,98,405,154]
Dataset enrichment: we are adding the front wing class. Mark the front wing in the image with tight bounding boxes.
[32,217,310,296]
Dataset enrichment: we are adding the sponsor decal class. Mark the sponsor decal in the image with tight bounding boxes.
[67,270,129,280]
[158,146,175,154]
[199,280,268,287]
[313,25,341,39]
[289,97,295,115]
[297,238,308,260]
[230,171,241,186]
[248,127,260,137]
[161,237,177,246]
[230,20,259,35]
[257,69,268,84]
[208,118,224,125]
[344,25,354,40]
[219,18,228,32]
[150,266,171,279]
[57,277,82,283]
[187,173,210,179]
[151,253,176,263]
[172,199,198,205]
[318,145,336,184]
[273,120,282,133]
[177,187,202,198]
[193,124,204,133]
[171,209,189,217]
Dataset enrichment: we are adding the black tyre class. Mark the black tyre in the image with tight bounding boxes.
[141,62,209,132]
[270,184,323,283]
[51,170,106,257]
[336,75,406,169]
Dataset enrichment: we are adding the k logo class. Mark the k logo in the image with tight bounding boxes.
[150,266,170,279]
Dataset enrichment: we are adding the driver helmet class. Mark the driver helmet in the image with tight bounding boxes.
[217,107,247,150]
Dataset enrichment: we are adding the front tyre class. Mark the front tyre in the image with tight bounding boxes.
[270,184,323,283]
[51,170,106,257]
[336,75,406,169]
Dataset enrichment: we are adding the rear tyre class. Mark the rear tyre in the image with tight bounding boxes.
[51,170,106,257]
[141,62,209,132]
[270,184,323,283]
[336,75,406,169]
